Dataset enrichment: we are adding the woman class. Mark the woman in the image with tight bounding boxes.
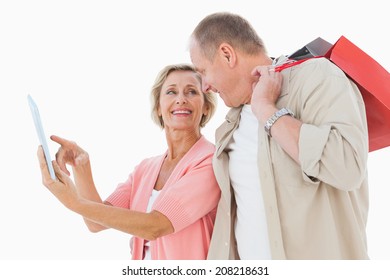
[37,64,220,259]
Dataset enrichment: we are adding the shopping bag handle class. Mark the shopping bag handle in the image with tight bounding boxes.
[273,56,322,72]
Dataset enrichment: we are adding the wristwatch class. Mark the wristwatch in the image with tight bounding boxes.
[264,108,294,137]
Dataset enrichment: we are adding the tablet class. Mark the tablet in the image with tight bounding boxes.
[27,94,56,180]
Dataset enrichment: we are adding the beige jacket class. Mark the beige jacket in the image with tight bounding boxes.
[208,57,369,260]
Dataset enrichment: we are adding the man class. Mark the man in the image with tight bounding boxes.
[189,12,369,259]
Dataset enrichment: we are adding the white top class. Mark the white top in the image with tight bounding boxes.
[143,189,161,260]
[227,105,271,259]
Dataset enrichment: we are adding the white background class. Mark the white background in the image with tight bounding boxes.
[1,0,389,261]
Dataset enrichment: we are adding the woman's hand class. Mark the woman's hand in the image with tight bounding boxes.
[37,146,80,210]
[51,135,89,176]
[37,146,174,238]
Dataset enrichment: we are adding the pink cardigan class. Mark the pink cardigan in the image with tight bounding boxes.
[105,136,221,259]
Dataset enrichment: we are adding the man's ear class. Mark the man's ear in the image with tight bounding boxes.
[219,43,236,67]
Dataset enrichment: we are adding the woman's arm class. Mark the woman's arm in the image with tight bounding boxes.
[70,160,109,232]
[38,146,174,240]
[50,135,108,231]
[75,200,174,240]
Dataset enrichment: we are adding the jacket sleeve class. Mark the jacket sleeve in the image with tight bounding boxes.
[296,58,368,190]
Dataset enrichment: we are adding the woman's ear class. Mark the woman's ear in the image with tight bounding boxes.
[202,100,210,116]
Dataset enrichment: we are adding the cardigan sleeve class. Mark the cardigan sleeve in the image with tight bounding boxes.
[105,171,135,209]
[151,153,221,233]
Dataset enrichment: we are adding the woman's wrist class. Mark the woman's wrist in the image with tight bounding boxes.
[72,159,92,174]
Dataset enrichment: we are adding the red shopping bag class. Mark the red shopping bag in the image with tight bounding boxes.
[288,36,390,152]
[325,36,390,152]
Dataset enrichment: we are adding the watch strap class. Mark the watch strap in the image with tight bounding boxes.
[264,108,294,137]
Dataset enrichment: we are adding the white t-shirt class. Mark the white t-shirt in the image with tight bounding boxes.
[227,104,271,259]
[143,189,161,260]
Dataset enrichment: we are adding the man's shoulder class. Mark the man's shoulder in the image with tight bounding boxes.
[294,57,344,76]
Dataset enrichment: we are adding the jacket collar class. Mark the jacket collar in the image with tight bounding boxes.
[215,106,242,158]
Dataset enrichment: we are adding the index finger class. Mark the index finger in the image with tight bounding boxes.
[251,65,274,77]
[50,135,73,147]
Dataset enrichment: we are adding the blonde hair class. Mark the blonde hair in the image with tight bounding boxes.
[150,63,217,129]
[191,12,267,61]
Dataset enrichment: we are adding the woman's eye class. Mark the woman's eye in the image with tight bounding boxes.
[166,90,176,95]
[188,89,198,95]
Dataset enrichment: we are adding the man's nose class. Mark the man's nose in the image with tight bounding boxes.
[202,81,212,92]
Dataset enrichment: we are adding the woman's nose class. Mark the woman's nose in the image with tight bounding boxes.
[175,93,187,104]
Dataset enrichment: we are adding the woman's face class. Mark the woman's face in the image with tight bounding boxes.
[158,70,208,133]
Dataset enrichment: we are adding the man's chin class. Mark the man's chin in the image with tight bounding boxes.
[219,92,250,108]
[217,94,233,108]
[222,100,234,108]
[222,99,242,108]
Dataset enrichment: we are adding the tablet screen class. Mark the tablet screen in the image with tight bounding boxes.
[27,94,56,180]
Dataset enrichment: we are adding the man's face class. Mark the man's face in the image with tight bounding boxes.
[189,40,240,107]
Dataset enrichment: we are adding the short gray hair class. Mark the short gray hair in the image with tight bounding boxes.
[191,12,267,61]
